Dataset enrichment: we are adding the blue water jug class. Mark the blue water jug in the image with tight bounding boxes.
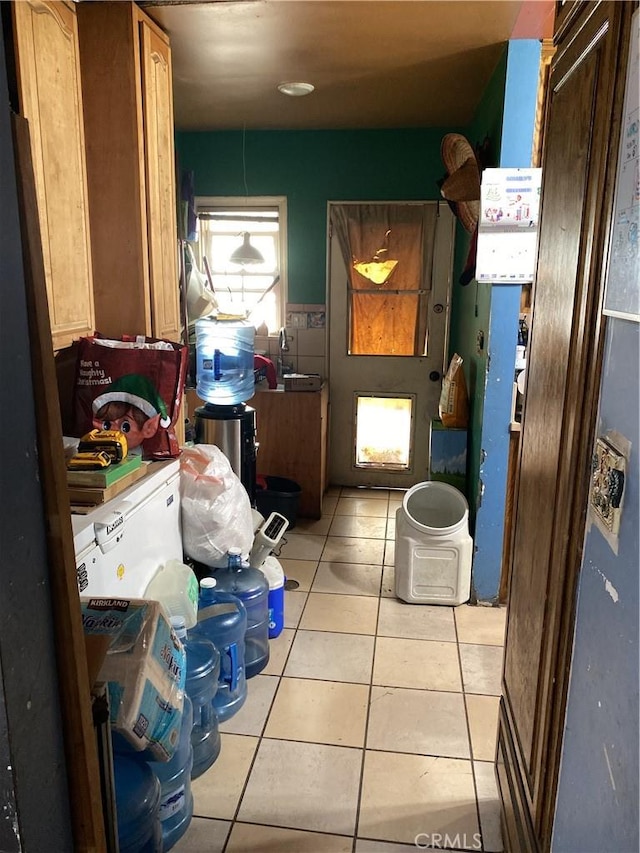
[172,618,222,779]
[113,753,162,853]
[196,317,255,405]
[212,549,270,678]
[260,555,285,639]
[192,577,247,722]
[147,694,194,851]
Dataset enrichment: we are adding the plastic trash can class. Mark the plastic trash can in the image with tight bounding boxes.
[395,481,473,605]
[255,476,301,529]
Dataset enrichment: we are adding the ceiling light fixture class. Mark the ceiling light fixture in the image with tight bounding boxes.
[229,232,264,266]
[277,81,315,97]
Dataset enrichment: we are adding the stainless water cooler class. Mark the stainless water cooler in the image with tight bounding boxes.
[194,403,257,505]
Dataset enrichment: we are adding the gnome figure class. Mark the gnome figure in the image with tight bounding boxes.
[92,373,172,450]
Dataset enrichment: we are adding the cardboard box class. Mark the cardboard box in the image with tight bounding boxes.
[283,373,322,392]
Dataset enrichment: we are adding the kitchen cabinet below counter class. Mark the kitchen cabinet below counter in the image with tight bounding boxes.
[248,384,329,520]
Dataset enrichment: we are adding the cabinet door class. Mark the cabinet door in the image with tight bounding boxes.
[13,0,95,350]
[76,0,152,340]
[139,17,181,343]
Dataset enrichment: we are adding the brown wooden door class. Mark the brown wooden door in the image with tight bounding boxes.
[497,2,634,850]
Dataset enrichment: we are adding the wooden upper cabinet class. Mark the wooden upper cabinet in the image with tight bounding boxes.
[140,19,181,342]
[76,1,181,343]
[12,0,95,351]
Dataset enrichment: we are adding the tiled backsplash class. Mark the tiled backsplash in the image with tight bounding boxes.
[255,303,326,378]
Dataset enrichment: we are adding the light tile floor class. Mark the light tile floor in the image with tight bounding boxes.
[174,487,506,853]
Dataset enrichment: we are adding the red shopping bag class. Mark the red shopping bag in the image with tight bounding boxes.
[73,335,188,460]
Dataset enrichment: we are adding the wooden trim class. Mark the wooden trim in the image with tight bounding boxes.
[496,702,539,853]
[553,0,591,40]
[12,113,106,853]
[531,40,555,168]
[499,429,520,604]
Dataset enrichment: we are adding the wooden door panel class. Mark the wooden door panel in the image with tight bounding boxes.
[503,36,598,781]
[499,2,631,848]
[140,19,181,343]
[77,1,152,339]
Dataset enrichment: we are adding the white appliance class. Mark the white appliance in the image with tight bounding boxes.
[72,459,182,598]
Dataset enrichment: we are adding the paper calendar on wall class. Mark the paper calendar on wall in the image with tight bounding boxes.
[475,168,542,283]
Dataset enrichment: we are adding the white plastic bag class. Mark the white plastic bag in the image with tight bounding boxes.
[180,444,254,567]
[186,244,217,322]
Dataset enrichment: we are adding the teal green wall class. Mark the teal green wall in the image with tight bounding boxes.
[176,66,509,518]
[447,46,508,530]
[176,128,458,305]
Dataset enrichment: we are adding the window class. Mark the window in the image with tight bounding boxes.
[355,394,414,469]
[331,203,438,356]
[194,196,287,333]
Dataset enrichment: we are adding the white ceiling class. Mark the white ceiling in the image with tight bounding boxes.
[140,0,552,132]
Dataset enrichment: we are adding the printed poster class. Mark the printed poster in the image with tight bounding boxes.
[475,168,542,283]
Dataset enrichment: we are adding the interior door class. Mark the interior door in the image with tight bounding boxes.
[327,201,455,488]
[497,3,631,849]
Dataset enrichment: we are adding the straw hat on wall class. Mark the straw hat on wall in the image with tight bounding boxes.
[439,133,481,233]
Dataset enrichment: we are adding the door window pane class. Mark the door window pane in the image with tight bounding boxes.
[355,395,413,469]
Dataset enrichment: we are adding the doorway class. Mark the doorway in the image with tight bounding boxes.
[327,201,455,488]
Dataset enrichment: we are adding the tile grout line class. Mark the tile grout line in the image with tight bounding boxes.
[350,490,389,853]
[454,606,487,853]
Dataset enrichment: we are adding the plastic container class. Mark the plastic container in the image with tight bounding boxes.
[192,577,247,722]
[395,481,473,606]
[113,753,162,853]
[147,694,194,851]
[172,618,222,779]
[211,549,270,678]
[261,555,285,639]
[145,560,199,629]
[255,476,301,529]
[196,317,255,405]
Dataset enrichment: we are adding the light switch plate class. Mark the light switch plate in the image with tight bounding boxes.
[591,436,626,535]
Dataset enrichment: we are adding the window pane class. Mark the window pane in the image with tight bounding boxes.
[195,203,284,331]
[355,396,413,469]
[350,293,420,355]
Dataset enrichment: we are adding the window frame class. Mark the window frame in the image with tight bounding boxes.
[195,195,288,332]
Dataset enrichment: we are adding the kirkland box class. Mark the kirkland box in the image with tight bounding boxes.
[81,597,186,761]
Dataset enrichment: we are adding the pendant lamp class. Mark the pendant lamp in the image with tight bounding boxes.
[229,232,264,265]
[353,229,398,285]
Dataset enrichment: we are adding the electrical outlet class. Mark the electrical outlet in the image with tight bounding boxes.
[590,436,626,535]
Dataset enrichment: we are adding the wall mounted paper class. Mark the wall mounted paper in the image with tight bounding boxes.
[476,168,542,283]
[603,8,639,322]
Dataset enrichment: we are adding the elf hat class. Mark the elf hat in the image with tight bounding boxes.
[92,373,171,428]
